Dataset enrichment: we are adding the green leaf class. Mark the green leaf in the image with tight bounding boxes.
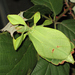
[23,5,52,18]
[0,32,37,75]
[28,26,74,65]
[7,15,26,25]
[7,42,37,75]
[31,0,63,15]
[42,19,53,26]
[57,19,75,45]
[31,58,70,75]
[13,33,27,50]
[34,12,41,24]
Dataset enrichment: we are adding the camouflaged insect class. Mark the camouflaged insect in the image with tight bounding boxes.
[3,12,74,65]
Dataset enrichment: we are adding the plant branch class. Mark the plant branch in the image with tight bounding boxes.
[65,0,75,19]
[54,16,56,29]
[56,3,75,22]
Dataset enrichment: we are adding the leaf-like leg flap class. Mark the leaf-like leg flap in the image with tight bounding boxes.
[34,12,41,25]
[23,33,27,40]
[65,54,74,64]
[13,33,27,50]
[7,15,27,25]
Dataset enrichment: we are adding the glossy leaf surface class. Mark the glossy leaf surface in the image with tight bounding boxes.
[28,26,74,65]
[0,32,37,75]
[7,15,26,25]
[31,0,63,15]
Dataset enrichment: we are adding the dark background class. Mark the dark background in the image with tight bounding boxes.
[0,0,33,29]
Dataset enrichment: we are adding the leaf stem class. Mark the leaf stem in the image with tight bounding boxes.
[54,16,56,29]
[42,15,51,20]
[54,22,56,29]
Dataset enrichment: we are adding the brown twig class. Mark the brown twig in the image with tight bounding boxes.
[65,0,75,19]
[56,3,75,22]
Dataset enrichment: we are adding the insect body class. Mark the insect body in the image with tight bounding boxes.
[28,26,74,65]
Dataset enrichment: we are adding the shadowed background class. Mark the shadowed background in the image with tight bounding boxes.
[0,0,33,29]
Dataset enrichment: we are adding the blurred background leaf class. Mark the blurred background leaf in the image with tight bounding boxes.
[23,5,52,18]
[31,0,63,15]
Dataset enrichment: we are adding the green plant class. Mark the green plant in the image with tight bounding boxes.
[0,0,75,75]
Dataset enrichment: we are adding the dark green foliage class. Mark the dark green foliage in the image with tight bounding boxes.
[0,32,37,75]
[31,0,63,15]
[57,19,75,44]
[31,58,70,75]
[23,5,52,18]
[0,0,75,75]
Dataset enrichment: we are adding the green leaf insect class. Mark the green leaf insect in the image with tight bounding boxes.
[13,33,27,50]
[28,26,74,65]
[6,12,74,65]
[7,15,27,25]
